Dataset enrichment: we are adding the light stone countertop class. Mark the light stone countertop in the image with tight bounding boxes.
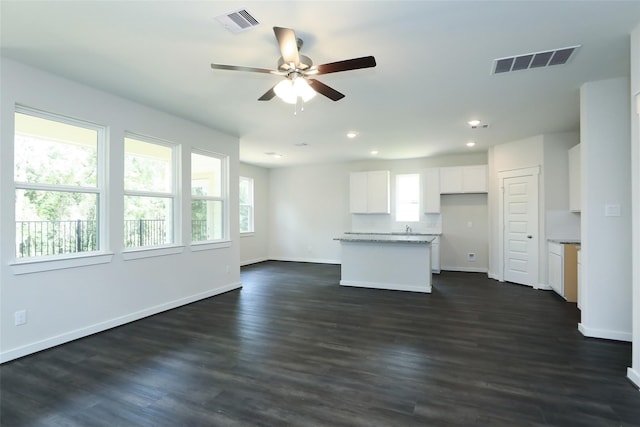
[335,233,435,244]
[547,238,581,244]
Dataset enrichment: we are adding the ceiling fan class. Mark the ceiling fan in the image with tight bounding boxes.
[210,26,376,104]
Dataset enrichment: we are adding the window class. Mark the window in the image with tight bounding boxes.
[14,107,104,258]
[191,150,227,242]
[124,135,178,248]
[395,174,420,222]
[239,176,254,233]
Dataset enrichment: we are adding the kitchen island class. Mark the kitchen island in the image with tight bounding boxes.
[334,234,434,293]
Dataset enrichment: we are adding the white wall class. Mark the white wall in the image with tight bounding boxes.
[488,132,580,287]
[579,77,632,342]
[441,194,488,272]
[0,59,241,363]
[628,22,640,388]
[488,135,544,283]
[239,162,269,265]
[267,154,488,266]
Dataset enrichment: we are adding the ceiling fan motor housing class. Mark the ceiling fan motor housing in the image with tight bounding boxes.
[278,54,313,72]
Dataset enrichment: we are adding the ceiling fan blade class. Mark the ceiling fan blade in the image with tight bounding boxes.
[274,27,300,67]
[313,56,377,75]
[308,79,345,101]
[211,63,280,74]
[258,86,276,101]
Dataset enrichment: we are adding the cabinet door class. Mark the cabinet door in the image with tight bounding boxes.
[462,165,488,193]
[367,171,390,213]
[423,168,440,213]
[548,249,563,296]
[569,144,581,212]
[439,167,462,194]
[430,237,440,273]
[349,172,368,213]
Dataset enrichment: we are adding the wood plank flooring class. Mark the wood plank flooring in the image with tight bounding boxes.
[1,261,639,426]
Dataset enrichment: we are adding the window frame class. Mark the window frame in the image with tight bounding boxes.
[239,176,254,234]
[123,133,181,251]
[190,148,229,245]
[12,105,108,265]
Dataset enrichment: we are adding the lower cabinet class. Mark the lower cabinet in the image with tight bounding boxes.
[431,236,440,274]
[548,242,579,302]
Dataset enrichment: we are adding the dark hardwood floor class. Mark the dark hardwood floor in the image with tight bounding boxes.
[1,261,639,426]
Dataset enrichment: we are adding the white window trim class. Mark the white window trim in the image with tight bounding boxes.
[123,132,181,249]
[10,252,114,275]
[13,105,108,263]
[239,176,254,234]
[190,148,228,244]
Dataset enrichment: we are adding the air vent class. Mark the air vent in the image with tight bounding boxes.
[492,45,580,75]
[215,9,260,33]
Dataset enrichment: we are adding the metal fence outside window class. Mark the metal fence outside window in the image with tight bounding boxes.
[16,220,97,258]
[16,219,212,257]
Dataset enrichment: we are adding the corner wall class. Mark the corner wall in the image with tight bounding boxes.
[0,58,241,363]
[628,22,640,389]
[239,163,270,265]
[579,77,632,342]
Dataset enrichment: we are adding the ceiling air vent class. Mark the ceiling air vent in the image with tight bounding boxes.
[492,45,580,75]
[215,9,260,33]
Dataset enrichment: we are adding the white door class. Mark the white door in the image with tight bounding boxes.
[502,172,538,286]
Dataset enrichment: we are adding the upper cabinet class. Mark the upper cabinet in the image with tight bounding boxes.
[569,144,581,212]
[439,165,488,194]
[422,168,440,213]
[350,170,390,214]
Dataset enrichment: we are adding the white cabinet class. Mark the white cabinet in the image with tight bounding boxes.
[349,171,390,214]
[430,236,440,273]
[548,242,563,296]
[439,165,488,194]
[422,168,440,213]
[547,241,579,302]
[569,144,581,212]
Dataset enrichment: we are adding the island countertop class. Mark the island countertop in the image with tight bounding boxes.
[334,233,435,244]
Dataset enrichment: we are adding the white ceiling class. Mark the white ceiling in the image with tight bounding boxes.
[2,1,639,168]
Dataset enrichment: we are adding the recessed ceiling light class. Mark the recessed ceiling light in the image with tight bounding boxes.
[370,150,379,155]
[468,120,481,127]
[347,131,358,139]
[264,152,282,158]
[466,141,476,147]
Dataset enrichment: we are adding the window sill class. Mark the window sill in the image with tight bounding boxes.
[190,240,232,251]
[240,232,255,237]
[122,245,185,260]
[10,252,114,275]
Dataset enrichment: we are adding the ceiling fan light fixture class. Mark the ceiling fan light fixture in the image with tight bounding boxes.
[274,79,297,104]
[294,77,316,102]
[274,76,316,104]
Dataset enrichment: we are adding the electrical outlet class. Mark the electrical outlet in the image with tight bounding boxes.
[14,310,27,326]
[467,253,476,262]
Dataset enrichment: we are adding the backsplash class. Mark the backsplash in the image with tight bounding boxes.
[351,213,442,234]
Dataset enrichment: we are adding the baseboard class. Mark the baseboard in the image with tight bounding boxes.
[488,271,502,281]
[240,257,268,266]
[441,266,488,273]
[578,323,632,342]
[535,283,553,290]
[269,256,340,265]
[627,368,640,390]
[340,280,431,293]
[0,282,242,364]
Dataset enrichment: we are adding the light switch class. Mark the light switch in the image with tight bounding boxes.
[605,204,621,217]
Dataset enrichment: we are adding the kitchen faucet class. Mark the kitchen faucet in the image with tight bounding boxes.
[406,225,412,234]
